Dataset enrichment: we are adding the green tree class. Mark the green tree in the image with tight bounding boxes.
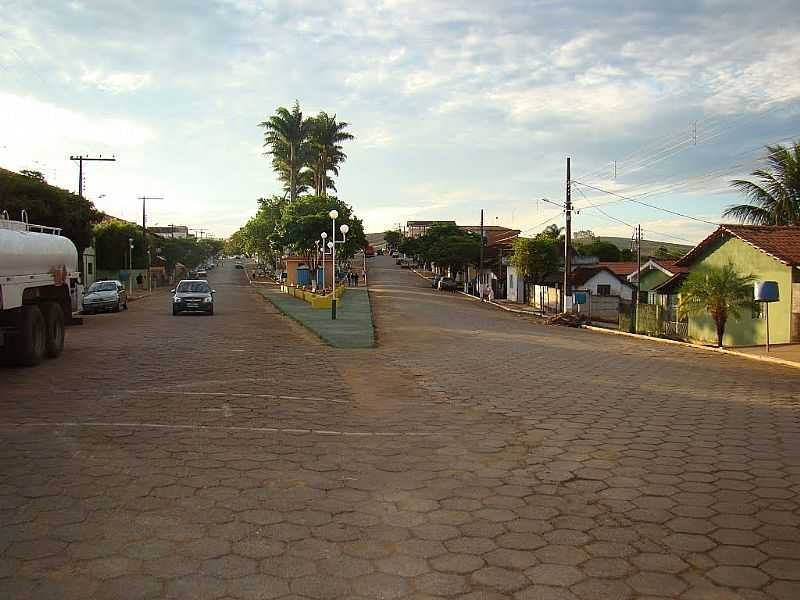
[724,142,800,225]
[678,263,754,347]
[0,167,101,251]
[620,248,635,260]
[277,195,366,278]
[429,235,480,274]
[653,246,676,260]
[510,235,560,284]
[384,229,402,250]
[93,220,148,269]
[259,101,311,203]
[579,240,621,261]
[542,224,564,240]
[308,112,354,196]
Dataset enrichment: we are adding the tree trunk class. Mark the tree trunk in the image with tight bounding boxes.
[289,144,296,203]
[713,310,726,347]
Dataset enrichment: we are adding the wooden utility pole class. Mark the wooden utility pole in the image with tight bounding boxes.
[562,157,572,312]
[632,224,642,333]
[69,155,115,199]
[479,209,485,300]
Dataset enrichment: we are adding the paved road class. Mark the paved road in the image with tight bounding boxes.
[0,257,798,599]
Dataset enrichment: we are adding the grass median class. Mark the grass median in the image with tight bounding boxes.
[254,284,375,349]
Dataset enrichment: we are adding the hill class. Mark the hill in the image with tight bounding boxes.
[0,167,101,250]
[591,236,692,258]
[365,232,386,247]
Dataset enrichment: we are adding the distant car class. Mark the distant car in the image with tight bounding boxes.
[391,251,399,258]
[172,279,215,315]
[439,277,458,291]
[196,270,208,279]
[82,280,128,314]
[235,263,244,270]
[431,274,442,289]
[377,249,384,256]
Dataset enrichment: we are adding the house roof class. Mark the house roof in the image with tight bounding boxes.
[570,266,632,287]
[676,225,800,267]
[632,259,689,278]
[406,220,456,226]
[460,225,521,246]
[651,272,688,295]
[596,261,639,276]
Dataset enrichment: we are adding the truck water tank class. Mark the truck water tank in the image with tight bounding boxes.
[0,229,79,277]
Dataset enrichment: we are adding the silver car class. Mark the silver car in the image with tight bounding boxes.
[82,280,128,314]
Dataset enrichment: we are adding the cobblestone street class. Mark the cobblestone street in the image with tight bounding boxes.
[1,257,798,599]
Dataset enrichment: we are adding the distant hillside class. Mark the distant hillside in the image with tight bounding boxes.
[0,167,101,251]
[365,232,386,247]
[591,236,692,258]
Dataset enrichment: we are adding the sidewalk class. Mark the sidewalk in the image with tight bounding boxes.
[254,284,375,348]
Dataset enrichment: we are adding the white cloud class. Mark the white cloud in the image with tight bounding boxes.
[80,67,152,93]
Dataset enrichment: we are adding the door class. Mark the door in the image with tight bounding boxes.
[792,283,800,343]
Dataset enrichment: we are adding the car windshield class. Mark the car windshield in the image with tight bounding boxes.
[88,282,117,292]
[177,281,210,293]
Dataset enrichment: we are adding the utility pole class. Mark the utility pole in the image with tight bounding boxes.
[479,209,485,300]
[632,224,642,333]
[562,156,572,312]
[139,196,163,292]
[69,155,115,199]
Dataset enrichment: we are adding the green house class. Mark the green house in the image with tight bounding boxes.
[676,225,800,347]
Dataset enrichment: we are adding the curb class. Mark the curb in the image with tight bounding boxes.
[583,324,800,371]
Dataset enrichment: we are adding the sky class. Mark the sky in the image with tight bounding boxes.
[1,0,799,244]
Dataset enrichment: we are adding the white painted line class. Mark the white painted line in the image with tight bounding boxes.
[0,422,436,437]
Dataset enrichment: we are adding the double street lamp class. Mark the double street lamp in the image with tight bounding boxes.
[321,209,348,320]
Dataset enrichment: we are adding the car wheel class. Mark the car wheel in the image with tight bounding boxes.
[113,301,121,313]
[123,302,128,310]
[14,305,46,367]
[208,306,214,316]
[41,302,65,358]
[172,306,179,316]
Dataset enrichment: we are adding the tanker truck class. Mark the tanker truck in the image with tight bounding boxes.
[0,211,83,366]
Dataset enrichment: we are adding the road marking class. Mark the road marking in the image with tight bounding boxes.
[116,389,349,404]
[0,422,435,437]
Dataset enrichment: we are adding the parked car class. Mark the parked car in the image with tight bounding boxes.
[172,279,215,315]
[235,263,244,270]
[196,270,208,279]
[82,280,128,314]
[377,249,384,255]
[431,274,442,289]
[439,277,458,291]
[391,251,399,258]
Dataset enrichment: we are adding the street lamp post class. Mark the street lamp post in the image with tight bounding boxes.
[128,238,134,293]
[328,209,348,320]
[320,232,329,293]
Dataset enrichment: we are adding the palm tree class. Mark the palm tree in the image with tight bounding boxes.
[542,224,564,239]
[724,142,800,225]
[678,263,754,347]
[259,102,311,203]
[307,112,353,196]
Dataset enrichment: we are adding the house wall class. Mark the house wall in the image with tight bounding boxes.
[687,236,793,346]
[573,271,634,300]
[506,266,525,303]
[639,269,671,303]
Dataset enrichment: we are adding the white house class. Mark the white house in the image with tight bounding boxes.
[570,266,634,300]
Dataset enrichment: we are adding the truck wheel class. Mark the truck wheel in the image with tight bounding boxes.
[41,302,65,358]
[14,306,46,366]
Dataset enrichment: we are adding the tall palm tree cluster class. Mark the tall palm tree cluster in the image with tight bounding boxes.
[259,102,354,202]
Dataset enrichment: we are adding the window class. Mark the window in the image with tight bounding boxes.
[87,263,94,275]
[597,284,611,296]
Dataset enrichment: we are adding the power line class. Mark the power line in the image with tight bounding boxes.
[574,185,633,228]
[572,180,719,226]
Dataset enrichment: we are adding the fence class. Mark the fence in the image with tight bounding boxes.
[528,284,561,314]
[619,302,688,340]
